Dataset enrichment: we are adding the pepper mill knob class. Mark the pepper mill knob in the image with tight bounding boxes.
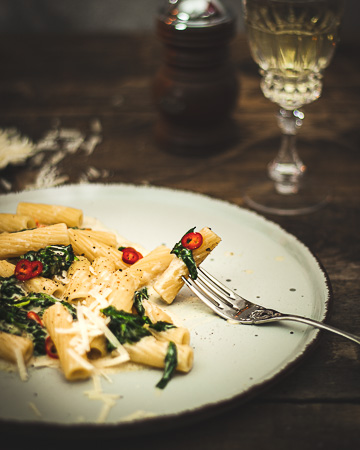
[153,0,239,156]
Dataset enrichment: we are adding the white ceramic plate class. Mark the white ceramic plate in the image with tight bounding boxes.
[0,184,330,434]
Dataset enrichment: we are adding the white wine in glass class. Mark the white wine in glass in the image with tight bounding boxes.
[242,0,345,215]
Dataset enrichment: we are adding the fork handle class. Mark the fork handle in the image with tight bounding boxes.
[270,315,360,345]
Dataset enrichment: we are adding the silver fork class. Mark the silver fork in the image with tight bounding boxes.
[182,267,360,345]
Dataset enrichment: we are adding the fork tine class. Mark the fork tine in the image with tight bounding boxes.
[198,267,249,310]
[181,276,233,320]
[196,269,238,309]
[198,267,238,300]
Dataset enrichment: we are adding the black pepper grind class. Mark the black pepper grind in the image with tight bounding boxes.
[153,0,239,156]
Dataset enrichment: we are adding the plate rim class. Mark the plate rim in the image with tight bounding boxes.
[0,182,332,435]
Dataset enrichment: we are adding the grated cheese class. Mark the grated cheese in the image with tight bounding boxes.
[55,328,77,335]
[14,348,28,382]
[83,375,121,423]
[31,355,60,369]
[28,401,42,418]
[55,304,103,356]
[92,351,131,369]
[81,306,130,363]
[76,305,91,353]
[87,285,112,310]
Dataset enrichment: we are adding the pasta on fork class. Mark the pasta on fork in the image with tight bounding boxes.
[0,201,220,388]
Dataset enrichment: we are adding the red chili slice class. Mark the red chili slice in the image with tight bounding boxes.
[45,336,59,359]
[121,247,143,265]
[14,259,43,281]
[35,220,46,228]
[26,311,43,327]
[30,260,43,277]
[181,232,203,250]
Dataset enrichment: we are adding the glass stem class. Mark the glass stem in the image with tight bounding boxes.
[268,109,306,195]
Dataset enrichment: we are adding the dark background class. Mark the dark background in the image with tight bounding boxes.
[0,0,358,43]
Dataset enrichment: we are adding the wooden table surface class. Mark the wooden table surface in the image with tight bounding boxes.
[0,33,359,449]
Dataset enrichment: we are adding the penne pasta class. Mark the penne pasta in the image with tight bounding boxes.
[16,202,83,227]
[0,213,36,232]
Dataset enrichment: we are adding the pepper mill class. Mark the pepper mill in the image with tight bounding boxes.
[153,0,239,156]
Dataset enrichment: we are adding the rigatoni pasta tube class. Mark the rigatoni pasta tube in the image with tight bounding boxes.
[74,229,118,248]
[126,245,175,288]
[43,302,93,381]
[16,202,83,228]
[87,335,108,360]
[90,256,116,282]
[0,260,15,277]
[25,277,65,298]
[61,257,92,303]
[84,257,115,307]
[141,298,173,324]
[68,229,127,270]
[107,271,138,312]
[149,327,190,346]
[0,213,36,232]
[0,223,70,259]
[124,336,193,373]
[154,227,221,304]
[67,255,90,278]
[127,245,174,288]
[104,246,174,312]
[0,331,34,364]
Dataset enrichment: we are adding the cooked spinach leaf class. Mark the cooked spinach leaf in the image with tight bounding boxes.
[102,294,179,388]
[150,321,176,332]
[156,341,177,389]
[133,287,150,320]
[20,245,76,278]
[0,276,27,304]
[133,288,176,332]
[101,306,151,348]
[0,303,47,355]
[171,228,198,280]
[0,276,74,315]
[0,274,77,354]
[102,307,179,389]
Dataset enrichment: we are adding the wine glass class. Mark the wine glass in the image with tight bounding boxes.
[241,0,345,215]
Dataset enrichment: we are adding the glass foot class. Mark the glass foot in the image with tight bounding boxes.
[243,178,331,216]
